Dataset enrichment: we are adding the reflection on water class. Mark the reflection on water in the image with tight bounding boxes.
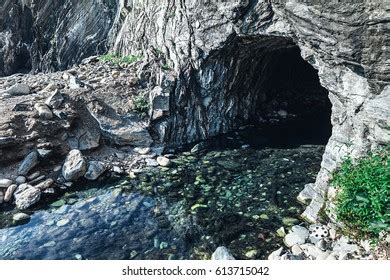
[0,124,327,259]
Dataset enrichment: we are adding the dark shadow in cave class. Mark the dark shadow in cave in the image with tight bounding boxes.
[198,35,333,150]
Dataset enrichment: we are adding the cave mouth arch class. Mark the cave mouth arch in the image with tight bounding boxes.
[166,35,332,148]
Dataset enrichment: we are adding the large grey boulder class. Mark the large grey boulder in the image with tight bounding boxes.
[62,150,87,181]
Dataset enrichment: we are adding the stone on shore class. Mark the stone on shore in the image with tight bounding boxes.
[84,161,106,180]
[4,184,18,202]
[13,184,41,210]
[62,150,87,181]
[157,156,171,167]
[18,151,39,176]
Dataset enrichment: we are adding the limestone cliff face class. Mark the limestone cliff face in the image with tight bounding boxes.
[0,0,120,76]
[1,0,389,222]
[113,0,390,222]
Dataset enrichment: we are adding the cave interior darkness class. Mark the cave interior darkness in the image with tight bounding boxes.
[212,35,333,147]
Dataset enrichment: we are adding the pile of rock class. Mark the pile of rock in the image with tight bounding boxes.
[268,223,377,260]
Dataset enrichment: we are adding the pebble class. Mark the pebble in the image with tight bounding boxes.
[4,184,18,202]
[12,212,30,222]
[156,156,171,167]
[245,249,258,259]
[56,219,70,227]
[15,176,26,184]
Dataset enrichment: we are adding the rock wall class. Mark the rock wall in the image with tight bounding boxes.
[1,0,389,222]
[113,0,390,222]
[0,0,120,76]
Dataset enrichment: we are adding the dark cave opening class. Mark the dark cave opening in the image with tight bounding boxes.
[247,40,333,147]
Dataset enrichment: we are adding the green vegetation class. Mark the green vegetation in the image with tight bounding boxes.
[132,95,149,118]
[161,63,171,71]
[331,149,389,238]
[99,53,142,65]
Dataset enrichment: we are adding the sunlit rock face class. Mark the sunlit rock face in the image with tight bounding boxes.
[0,0,120,76]
[113,0,390,222]
[1,0,389,222]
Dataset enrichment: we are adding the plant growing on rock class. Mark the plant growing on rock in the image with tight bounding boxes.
[331,148,389,238]
[132,94,150,118]
[99,53,143,65]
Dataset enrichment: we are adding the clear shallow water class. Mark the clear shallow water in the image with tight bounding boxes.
[0,124,327,260]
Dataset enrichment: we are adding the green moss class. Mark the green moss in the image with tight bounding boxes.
[331,148,390,238]
[99,53,143,65]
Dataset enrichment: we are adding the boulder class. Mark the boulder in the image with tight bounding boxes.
[13,183,41,210]
[62,150,87,181]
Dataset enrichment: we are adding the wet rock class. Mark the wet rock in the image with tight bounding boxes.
[18,151,39,176]
[0,178,13,189]
[0,191,3,204]
[211,246,235,260]
[56,219,70,227]
[85,161,106,180]
[34,103,53,119]
[4,184,18,202]
[45,89,64,109]
[284,225,309,247]
[3,84,30,96]
[157,156,171,167]
[13,213,30,223]
[13,184,41,210]
[62,150,87,181]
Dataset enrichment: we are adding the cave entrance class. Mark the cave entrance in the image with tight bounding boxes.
[241,36,332,148]
[202,35,332,149]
